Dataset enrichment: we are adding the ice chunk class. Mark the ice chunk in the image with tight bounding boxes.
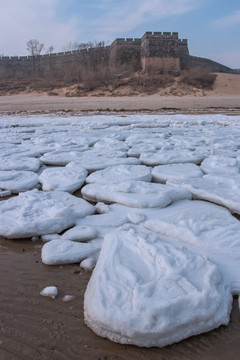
[0,170,39,193]
[86,165,152,184]
[144,199,240,257]
[140,149,206,166]
[39,163,87,193]
[152,163,203,183]
[82,181,191,208]
[200,156,239,175]
[167,174,240,214]
[0,156,41,172]
[40,286,58,299]
[0,189,94,239]
[41,239,101,265]
[61,225,98,242]
[84,226,231,347]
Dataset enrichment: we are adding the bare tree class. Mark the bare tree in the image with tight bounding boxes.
[26,39,44,57]
[26,39,44,74]
[46,45,54,55]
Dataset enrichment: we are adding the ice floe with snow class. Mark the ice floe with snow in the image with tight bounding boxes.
[86,164,152,184]
[152,163,203,183]
[82,181,191,208]
[84,225,232,347]
[41,238,102,265]
[38,162,88,193]
[0,189,94,239]
[0,156,41,172]
[140,149,206,166]
[144,199,240,258]
[168,174,240,214]
[0,170,39,193]
[200,155,239,175]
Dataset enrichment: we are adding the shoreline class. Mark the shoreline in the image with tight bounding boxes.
[0,94,240,115]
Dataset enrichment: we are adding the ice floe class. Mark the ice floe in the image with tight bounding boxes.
[0,170,39,193]
[168,174,240,214]
[86,164,152,184]
[82,181,191,208]
[42,239,101,265]
[38,162,88,193]
[152,163,203,183]
[1,113,240,348]
[200,155,240,175]
[84,225,232,347]
[0,189,94,238]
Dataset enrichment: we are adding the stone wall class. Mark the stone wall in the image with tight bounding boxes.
[0,31,234,80]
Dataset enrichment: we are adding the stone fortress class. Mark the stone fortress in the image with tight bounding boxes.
[0,31,234,80]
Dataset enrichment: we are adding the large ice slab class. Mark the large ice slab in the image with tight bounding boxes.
[140,149,206,166]
[86,165,152,184]
[0,170,39,193]
[152,163,203,183]
[40,149,140,170]
[0,189,94,239]
[82,181,191,208]
[0,156,41,172]
[167,174,240,214]
[84,225,231,347]
[200,156,239,175]
[144,199,240,257]
[38,162,88,193]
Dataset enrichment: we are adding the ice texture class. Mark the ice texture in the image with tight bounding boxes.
[84,225,232,347]
[42,239,101,265]
[0,170,39,193]
[152,163,203,183]
[1,113,240,348]
[40,286,58,299]
[0,189,94,238]
[86,164,152,184]
[167,174,240,214]
[39,162,88,193]
[82,181,191,208]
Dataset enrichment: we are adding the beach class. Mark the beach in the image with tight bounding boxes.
[0,84,240,359]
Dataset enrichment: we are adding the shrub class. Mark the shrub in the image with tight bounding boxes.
[180,69,217,89]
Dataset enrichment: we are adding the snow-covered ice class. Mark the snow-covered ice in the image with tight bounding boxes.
[1,113,240,348]
[0,189,94,238]
[38,162,88,193]
[200,155,239,175]
[167,174,240,214]
[82,180,191,208]
[84,225,232,347]
[40,286,58,299]
[86,164,152,184]
[0,170,39,193]
[41,239,102,265]
[152,163,203,183]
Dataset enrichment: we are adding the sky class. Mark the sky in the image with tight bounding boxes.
[0,0,239,68]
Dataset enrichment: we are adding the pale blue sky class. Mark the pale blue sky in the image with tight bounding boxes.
[0,0,239,68]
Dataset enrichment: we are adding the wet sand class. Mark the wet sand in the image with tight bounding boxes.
[0,237,240,360]
[0,94,240,115]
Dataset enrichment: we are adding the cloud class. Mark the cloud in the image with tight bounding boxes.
[0,0,80,55]
[94,0,200,38]
[211,9,240,28]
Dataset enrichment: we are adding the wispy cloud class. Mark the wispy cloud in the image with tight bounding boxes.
[211,9,240,28]
[0,0,80,55]
[94,0,200,38]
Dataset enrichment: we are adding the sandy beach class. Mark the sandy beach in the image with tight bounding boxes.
[0,94,240,115]
[0,73,239,115]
